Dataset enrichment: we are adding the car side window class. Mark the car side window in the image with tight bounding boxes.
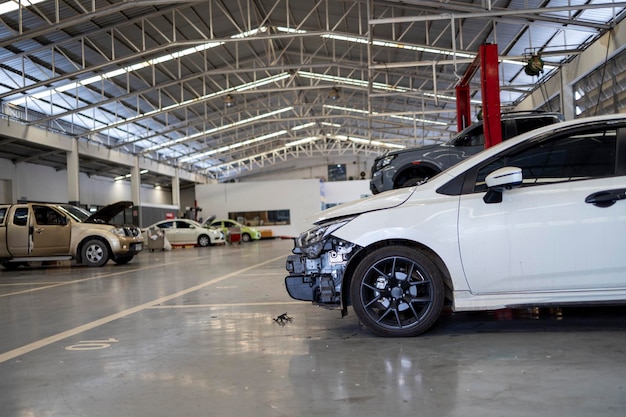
[13,207,28,226]
[176,221,192,229]
[158,221,174,229]
[34,206,64,225]
[473,128,617,192]
[0,207,6,224]
[453,125,485,147]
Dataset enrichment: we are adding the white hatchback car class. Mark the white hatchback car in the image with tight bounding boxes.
[286,114,626,337]
[145,219,224,247]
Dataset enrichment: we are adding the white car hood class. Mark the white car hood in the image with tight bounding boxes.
[308,186,415,224]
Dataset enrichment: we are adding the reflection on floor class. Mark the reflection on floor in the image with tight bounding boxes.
[1,239,625,417]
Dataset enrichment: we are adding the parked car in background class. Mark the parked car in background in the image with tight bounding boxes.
[286,114,626,337]
[144,219,224,247]
[205,218,261,242]
[0,201,143,269]
[369,111,564,194]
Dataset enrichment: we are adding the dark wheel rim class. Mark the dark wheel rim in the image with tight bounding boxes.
[357,255,436,331]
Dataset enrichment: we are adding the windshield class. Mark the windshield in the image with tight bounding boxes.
[57,204,91,222]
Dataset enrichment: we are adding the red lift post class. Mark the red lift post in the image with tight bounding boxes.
[455,43,502,148]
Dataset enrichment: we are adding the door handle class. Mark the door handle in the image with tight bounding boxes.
[34,227,44,234]
[585,188,626,208]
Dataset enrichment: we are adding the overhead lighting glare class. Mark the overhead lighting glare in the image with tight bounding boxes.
[0,0,46,14]
[321,33,476,59]
[180,130,289,163]
[323,104,449,126]
[11,25,271,106]
[97,72,291,134]
[298,71,409,93]
[114,169,149,181]
[332,135,405,149]
[231,27,268,38]
[235,72,291,92]
[10,40,225,105]
[291,122,316,131]
[285,137,318,147]
[145,107,294,153]
[276,26,307,34]
[207,133,405,173]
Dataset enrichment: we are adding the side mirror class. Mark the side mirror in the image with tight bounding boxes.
[483,166,523,204]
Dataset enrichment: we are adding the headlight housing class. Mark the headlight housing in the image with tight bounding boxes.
[295,217,354,258]
[110,227,126,237]
[375,154,397,170]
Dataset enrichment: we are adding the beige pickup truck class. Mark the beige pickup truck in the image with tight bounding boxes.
[0,201,143,269]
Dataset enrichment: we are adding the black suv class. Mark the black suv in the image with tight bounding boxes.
[369,112,564,194]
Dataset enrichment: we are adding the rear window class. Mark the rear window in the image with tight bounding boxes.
[13,207,28,226]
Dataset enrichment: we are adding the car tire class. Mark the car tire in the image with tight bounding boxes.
[197,234,211,247]
[1,262,23,270]
[81,239,110,267]
[401,176,426,188]
[113,254,134,265]
[241,233,251,242]
[350,246,444,337]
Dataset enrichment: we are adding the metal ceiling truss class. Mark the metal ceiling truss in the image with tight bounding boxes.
[0,0,624,185]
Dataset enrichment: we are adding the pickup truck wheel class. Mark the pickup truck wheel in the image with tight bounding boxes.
[82,239,109,267]
[1,262,23,270]
[197,234,211,247]
[113,254,134,265]
[350,246,444,337]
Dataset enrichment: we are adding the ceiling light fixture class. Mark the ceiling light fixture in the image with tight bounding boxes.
[223,94,236,107]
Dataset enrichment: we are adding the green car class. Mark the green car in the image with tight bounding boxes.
[204,218,261,242]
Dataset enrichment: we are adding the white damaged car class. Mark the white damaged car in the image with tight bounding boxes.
[285,115,626,337]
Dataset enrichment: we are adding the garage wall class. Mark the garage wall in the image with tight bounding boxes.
[0,158,172,206]
[195,179,371,238]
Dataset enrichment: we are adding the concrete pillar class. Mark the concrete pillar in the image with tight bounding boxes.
[172,169,181,208]
[67,139,80,205]
[131,157,141,226]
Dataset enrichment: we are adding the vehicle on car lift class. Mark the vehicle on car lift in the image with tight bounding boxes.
[0,201,143,269]
[286,114,626,337]
[369,111,564,194]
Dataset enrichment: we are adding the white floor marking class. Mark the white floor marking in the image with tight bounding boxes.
[0,254,285,364]
[0,258,193,298]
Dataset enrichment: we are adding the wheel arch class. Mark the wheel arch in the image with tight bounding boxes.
[197,233,211,246]
[393,163,440,189]
[76,236,112,264]
[341,239,453,315]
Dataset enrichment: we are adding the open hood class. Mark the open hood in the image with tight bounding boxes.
[309,186,415,225]
[85,201,134,224]
[202,215,216,227]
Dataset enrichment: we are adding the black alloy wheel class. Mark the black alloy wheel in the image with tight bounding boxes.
[350,246,444,337]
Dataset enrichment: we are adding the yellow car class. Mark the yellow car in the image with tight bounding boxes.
[205,219,261,242]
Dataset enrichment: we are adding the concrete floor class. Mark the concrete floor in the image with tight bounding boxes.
[1,238,625,417]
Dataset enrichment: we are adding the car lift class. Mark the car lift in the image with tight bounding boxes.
[455,43,503,149]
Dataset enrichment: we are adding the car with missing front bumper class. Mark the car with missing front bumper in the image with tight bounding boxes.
[286,115,626,337]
